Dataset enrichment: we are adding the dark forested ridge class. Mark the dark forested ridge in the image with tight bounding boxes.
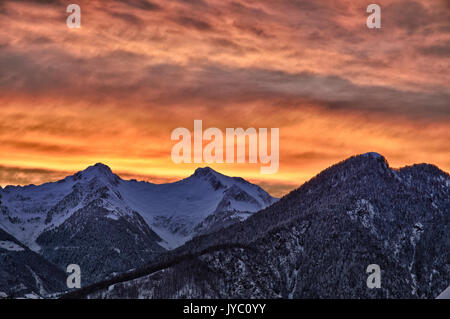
[64,153,449,299]
[0,228,66,297]
[37,200,166,285]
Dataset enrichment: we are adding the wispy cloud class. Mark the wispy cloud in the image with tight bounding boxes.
[0,0,448,195]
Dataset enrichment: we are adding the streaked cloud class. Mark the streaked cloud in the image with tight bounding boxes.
[0,0,448,196]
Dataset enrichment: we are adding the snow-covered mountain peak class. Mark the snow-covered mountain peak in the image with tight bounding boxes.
[185,167,232,191]
[80,163,114,177]
[191,167,226,181]
[70,163,121,186]
[89,162,113,173]
[0,164,277,255]
[193,166,216,176]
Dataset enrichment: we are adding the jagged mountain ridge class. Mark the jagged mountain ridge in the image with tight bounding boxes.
[77,153,449,299]
[0,164,277,285]
[0,164,276,249]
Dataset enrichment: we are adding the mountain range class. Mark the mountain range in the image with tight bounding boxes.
[0,164,276,294]
[65,153,449,299]
[1,153,449,299]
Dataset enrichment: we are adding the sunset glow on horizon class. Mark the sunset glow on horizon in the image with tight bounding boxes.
[0,0,449,197]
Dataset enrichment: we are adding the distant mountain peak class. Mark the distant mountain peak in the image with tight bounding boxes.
[194,166,216,175]
[192,166,224,179]
[72,163,120,185]
[93,162,111,169]
[360,152,384,159]
[344,152,389,167]
[87,162,114,174]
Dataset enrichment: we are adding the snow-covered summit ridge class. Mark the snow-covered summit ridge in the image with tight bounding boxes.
[0,163,278,250]
[192,166,220,177]
[79,163,116,178]
[68,163,121,186]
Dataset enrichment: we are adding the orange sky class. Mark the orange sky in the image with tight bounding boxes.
[0,0,449,197]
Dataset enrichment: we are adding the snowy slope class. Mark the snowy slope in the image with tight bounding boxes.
[437,285,450,299]
[118,167,277,247]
